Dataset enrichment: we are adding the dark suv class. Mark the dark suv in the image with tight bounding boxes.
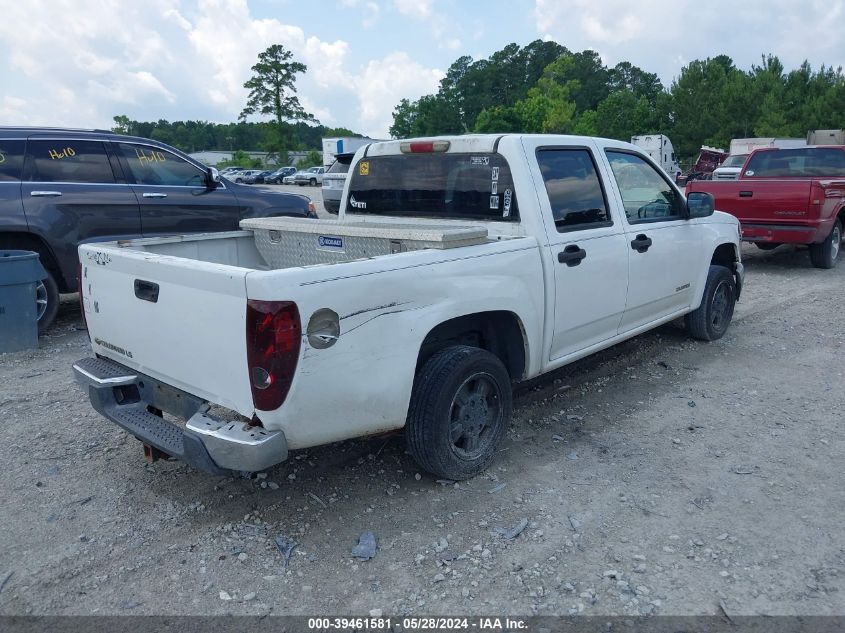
[0,127,316,331]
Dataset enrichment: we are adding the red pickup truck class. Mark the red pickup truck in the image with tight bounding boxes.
[686,146,845,268]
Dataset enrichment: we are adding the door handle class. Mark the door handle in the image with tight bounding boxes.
[142,192,168,199]
[30,191,62,197]
[739,191,753,198]
[558,244,587,267]
[630,234,653,253]
[134,279,160,303]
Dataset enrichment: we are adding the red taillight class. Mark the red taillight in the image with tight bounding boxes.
[399,140,451,154]
[246,300,301,411]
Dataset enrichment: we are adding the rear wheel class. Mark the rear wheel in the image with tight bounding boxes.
[36,269,60,333]
[309,178,317,186]
[406,346,511,480]
[809,219,841,269]
[685,265,736,341]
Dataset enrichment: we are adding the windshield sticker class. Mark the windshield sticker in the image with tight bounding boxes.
[490,195,500,210]
[491,181,498,195]
[349,195,367,209]
[491,166,499,181]
[745,170,754,176]
[48,147,76,160]
[471,156,490,166]
[503,188,512,217]
[317,235,344,251]
[359,161,369,176]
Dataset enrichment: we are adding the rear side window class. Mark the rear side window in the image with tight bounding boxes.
[0,140,25,182]
[117,143,207,186]
[744,148,845,177]
[26,140,115,184]
[346,153,518,221]
[536,148,610,231]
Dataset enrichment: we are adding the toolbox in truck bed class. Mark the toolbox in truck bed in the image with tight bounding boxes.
[239,217,489,267]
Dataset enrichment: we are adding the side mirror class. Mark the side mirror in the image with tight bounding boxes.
[206,167,222,189]
[686,191,714,218]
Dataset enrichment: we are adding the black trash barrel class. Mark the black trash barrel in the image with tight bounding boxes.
[0,250,48,353]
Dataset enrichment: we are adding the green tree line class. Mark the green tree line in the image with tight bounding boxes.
[389,41,845,160]
[111,115,361,157]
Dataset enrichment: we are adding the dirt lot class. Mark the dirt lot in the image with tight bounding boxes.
[0,240,843,618]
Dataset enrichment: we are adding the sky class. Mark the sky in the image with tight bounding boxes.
[0,0,843,141]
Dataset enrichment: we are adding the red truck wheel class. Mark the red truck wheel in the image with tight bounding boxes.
[809,219,842,269]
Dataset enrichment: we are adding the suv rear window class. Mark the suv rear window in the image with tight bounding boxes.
[745,148,845,177]
[327,160,350,174]
[0,140,25,182]
[346,153,518,221]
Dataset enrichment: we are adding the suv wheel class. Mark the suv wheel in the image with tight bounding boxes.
[809,219,841,269]
[37,269,60,333]
[406,345,511,480]
[685,265,736,341]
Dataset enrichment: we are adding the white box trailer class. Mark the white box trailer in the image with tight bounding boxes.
[807,130,845,145]
[630,135,682,180]
[322,137,373,167]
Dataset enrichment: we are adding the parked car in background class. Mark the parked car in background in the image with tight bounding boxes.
[265,166,296,184]
[686,145,845,268]
[220,167,244,177]
[227,169,263,184]
[244,170,273,185]
[0,127,318,331]
[292,166,326,186]
[321,152,354,214]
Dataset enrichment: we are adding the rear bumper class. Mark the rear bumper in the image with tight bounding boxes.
[73,356,288,475]
[740,223,823,244]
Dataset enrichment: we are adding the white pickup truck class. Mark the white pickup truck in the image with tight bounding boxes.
[73,134,744,480]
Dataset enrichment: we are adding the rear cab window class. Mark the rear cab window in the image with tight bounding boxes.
[744,148,845,177]
[327,160,350,174]
[25,139,116,183]
[536,148,610,232]
[0,140,25,182]
[345,153,518,221]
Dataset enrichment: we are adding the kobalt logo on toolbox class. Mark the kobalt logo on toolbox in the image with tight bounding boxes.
[318,235,343,249]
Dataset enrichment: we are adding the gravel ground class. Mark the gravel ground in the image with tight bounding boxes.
[0,239,843,617]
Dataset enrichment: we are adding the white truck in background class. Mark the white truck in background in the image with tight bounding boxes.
[712,137,807,180]
[630,134,682,181]
[73,134,744,480]
[322,137,373,168]
[807,130,845,145]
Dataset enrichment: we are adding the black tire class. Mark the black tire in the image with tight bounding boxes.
[36,269,60,334]
[685,265,736,342]
[309,178,317,186]
[406,345,511,480]
[809,219,841,269]
[754,242,781,251]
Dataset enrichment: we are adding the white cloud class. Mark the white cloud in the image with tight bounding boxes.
[352,52,443,137]
[393,0,432,19]
[533,0,845,85]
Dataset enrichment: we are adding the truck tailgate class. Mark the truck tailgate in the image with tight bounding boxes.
[79,245,254,417]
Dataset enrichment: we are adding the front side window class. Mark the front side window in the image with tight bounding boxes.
[605,150,684,222]
[346,152,519,221]
[0,140,25,182]
[26,140,115,184]
[536,148,610,232]
[117,143,206,186]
